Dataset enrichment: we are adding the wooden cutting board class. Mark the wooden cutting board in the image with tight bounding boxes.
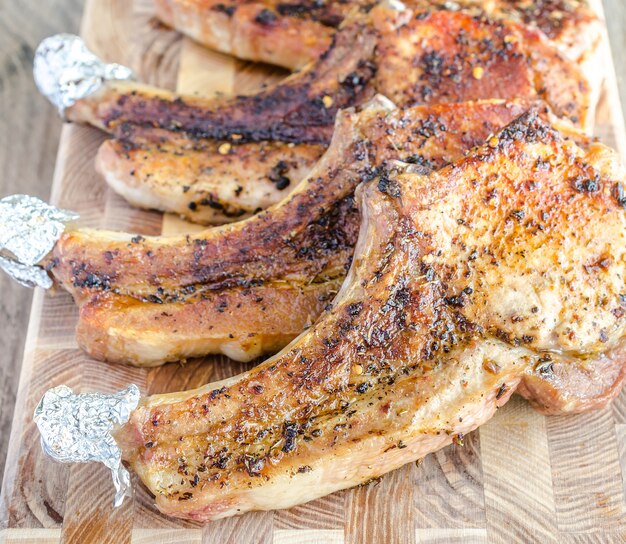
[2,0,626,542]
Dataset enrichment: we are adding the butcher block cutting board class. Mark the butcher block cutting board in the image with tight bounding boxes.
[2,0,626,542]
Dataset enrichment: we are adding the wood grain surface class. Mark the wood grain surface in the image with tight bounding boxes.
[1,1,626,543]
[0,0,85,486]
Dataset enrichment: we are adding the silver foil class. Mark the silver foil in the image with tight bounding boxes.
[34,384,141,507]
[34,34,134,115]
[0,195,78,288]
[0,257,54,289]
[384,0,407,10]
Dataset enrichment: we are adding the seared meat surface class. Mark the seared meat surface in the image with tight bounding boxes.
[68,9,377,145]
[153,0,601,73]
[83,2,592,222]
[153,0,338,70]
[97,127,324,224]
[71,4,591,133]
[113,111,626,520]
[48,98,529,365]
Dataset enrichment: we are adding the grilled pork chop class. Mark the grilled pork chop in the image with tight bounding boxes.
[67,8,374,224]
[153,0,601,74]
[81,2,593,223]
[67,8,377,145]
[48,98,529,365]
[112,110,626,521]
[70,4,591,134]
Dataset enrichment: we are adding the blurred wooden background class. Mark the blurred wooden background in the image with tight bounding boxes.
[0,0,625,485]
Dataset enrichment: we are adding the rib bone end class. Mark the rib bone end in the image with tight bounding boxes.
[34,384,141,507]
[33,34,134,115]
[0,194,78,288]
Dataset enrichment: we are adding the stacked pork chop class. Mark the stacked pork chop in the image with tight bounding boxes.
[68,1,596,223]
[31,0,626,522]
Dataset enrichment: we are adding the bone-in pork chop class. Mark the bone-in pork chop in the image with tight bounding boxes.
[111,109,626,520]
[59,3,592,222]
[153,0,601,75]
[48,98,529,365]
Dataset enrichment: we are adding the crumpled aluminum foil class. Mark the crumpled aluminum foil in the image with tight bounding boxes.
[34,384,141,507]
[0,195,78,288]
[383,0,407,10]
[34,34,135,115]
[0,257,53,289]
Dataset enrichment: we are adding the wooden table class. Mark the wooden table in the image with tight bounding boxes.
[1,0,625,538]
[0,0,85,485]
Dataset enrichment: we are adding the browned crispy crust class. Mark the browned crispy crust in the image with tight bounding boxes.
[371,8,591,130]
[87,3,594,226]
[96,126,324,224]
[77,279,341,364]
[50,99,531,365]
[70,3,591,142]
[153,0,337,70]
[153,0,601,71]
[66,9,378,145]
[484,0,602,64]
[113,111,626,520]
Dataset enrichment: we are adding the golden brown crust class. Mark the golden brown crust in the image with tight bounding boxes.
[76,279,340,364]
[153,0,601,72]
[154,0,336,70]
[51,99,530,364]
[371,8,591,129]
[400,113,623,355]
[66,10,378,145]
[70,3,591,141]
[96,127,324,224]
[484,0,602,62]
[85,4,594,228]
[114,111,626,520]
[374,9,536,105]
